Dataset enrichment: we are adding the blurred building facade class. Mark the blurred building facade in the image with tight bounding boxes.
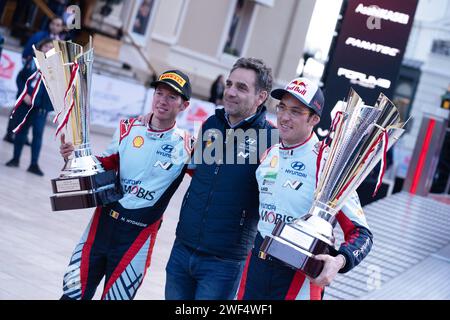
[63,0,316,100]
[2,0,447,192]
[401,0,450,149]
[0,0,317,99]
[393,0,450,192]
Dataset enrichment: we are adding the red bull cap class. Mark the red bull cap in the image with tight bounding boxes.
[271,77,324,116]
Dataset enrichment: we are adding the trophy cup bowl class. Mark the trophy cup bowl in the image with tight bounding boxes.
[34,39,122,211]
[259,88,405,278]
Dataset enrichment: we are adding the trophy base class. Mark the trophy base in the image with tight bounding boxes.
[259,221,337,278]
[50,187,122,211]
[50,170,123,211]
[51,170,118,194]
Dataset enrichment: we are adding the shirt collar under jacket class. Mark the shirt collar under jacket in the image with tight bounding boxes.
[218,105,267,129]
[224,112,258,129]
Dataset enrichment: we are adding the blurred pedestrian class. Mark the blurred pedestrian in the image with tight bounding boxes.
[5,38,55,176]
[40,0,69,31]
[132,0,153,35]
[4,16,66,143]
[22,16,66,63]
[208,74,225,106]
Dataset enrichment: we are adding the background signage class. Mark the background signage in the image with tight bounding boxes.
[319,0,419,135]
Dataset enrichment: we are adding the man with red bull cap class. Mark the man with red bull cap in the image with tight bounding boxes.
[59,70,194,300]
[237,77,373,300]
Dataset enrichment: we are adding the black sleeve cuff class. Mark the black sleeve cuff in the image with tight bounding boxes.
[337,247,355,274]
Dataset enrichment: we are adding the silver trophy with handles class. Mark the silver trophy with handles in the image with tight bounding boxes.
[259,88,405,277]
[34,38,122,211]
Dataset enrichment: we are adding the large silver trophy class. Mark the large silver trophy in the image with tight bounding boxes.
[34,39,122,211]
[259,88,405,278]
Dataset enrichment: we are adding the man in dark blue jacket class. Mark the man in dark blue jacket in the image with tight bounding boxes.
[4,17,65,144]
[165,57,277,300]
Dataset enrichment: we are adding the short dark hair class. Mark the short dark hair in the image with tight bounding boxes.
[36,38,54,50]
[51,16,64,24]
[230,57,273,94]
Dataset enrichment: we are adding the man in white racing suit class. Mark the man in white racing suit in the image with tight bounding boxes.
[237,77,373,300]
[59,70,193,300]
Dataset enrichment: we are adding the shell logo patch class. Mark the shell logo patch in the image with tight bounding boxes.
[133,136,144,148]
[270,156,278,168]
[356,209,365,217]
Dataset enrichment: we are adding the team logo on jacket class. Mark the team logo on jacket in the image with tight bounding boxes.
[282,180,303,190]
[161,144,174,153]
[286,79,307,96]
[157,144,174,158]
[285,161,307,178]
[313,142,321,155]
[238,151,250,159]
[238,136,257,154]
[260,186,272,195]
[133,136,144,148]
[260,203,295,224]
[205,130,220,148]
[291,161,305,171]
[270,156,278,168]
[263,171,277,180]
[280,149,294,159]
[154,160,173,170]
[123,184,155,201]
[245,137,257,145]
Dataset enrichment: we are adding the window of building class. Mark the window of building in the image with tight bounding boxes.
[131,0,155,35]
[392,63,422,133]
[223,0,256,57]
[128,0,158,46]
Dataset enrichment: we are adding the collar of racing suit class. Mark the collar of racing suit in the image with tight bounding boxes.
[279,132,317,158]
[146,113,177,140]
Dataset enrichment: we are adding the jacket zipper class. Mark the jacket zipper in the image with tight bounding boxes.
[240,209,246,226]
[204,165,220,212]
[197,163,221,248]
